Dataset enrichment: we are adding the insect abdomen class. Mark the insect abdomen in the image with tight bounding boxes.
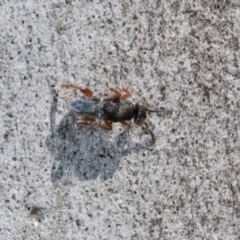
[68,97,102,117]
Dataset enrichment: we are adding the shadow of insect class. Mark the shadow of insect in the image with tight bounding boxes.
[45,83,155,182]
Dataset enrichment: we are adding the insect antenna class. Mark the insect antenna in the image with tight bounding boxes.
[146,108,162,113]
[146,106,172,117]
[142,122,156,145]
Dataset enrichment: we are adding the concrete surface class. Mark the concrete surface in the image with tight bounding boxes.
[0,0,240,239]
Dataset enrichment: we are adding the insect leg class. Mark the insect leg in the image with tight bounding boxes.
[108,86,131,100]
[120,121,131,130]
[120,87,131,100]
[97,120,113,131]
[73,116,96,126]
[119,79,131,100]
[120,121,131,139]
[108,87,122,98]
[61,83,93,97]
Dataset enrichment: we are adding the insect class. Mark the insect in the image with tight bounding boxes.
[61,83,159,144]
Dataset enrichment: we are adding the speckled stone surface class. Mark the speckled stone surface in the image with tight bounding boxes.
[0,1,240,239]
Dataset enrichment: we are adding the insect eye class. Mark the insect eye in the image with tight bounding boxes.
[134,102,147,125]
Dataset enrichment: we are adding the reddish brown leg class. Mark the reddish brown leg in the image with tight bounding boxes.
[120,121,131,139]
[61,83,93,97]
[73,116,96,126]
[109,87,121,98]
[97,120,113,131]
[120,87,131,100]
[109,86,131,100]
[120,121,131,130]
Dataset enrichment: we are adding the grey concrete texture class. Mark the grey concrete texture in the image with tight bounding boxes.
[0,0,240,239]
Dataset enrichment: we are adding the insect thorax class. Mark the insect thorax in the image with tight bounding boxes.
[103,99,135,122]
